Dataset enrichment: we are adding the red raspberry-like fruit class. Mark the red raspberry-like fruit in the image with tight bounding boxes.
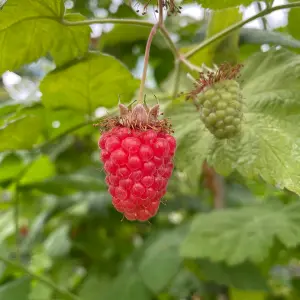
[97,103,176,222]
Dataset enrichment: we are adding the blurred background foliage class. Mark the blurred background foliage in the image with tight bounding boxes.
[2,0,300,300]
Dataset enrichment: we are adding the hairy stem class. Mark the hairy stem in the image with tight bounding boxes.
[0,255,79,300]
[62,18,153,27]
[184,1,300,58]
[137,24,158,104]
[158,0,164,25]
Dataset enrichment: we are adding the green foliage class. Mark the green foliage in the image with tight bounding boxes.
[1,0,300,300]
[0,114,43,151]
[40,53,139,112]
[0,278,30,300]
[0,0,90,73]
[168,48,300,195]
[195,0,256,9]
[181,202,300,264]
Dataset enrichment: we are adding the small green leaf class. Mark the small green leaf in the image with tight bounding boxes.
[40,52,139,113]
[0,115,43,151]
[0,0,90,73]
[138,226,187,293]
[44,224,71,258]
[180,202,300,265]
[0,277,30,300]
[20,155,55,185]
[0,153,25,182]
[229,288,266,300]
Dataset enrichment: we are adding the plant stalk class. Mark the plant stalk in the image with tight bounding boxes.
[137,24,158,104]
[0,255,79,300]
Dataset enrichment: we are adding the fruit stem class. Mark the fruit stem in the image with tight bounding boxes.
[137,0,165,104]
[137,24,158,104]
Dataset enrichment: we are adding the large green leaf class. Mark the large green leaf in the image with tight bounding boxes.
[40,52,139,113]
[79,274,111,300]
[138,227,186,293]
[180,202,300,265]
[106,268,151,300]
[0,278,30,300]
[167,49,300,195]
[0,0,90,73]
[196,260,268,290]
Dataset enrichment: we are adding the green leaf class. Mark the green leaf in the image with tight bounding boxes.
[0,0,90,73]
[26,168,107,195]
[0,277,30,300]
[240,28,300,49]
[107,268,151,300]
[50,13,91,67]
[196,260,268,290]
[20,155,55,185]
[195,0,256,9]
[138,226,186,293]
[229,288,266,300]
[100,25,151,47]
[44,224,71,258]
[181,7,242,68]
[79,275,111,300]
[288,7,300,40]
[167,49,300,195]
[0,115,43,151]
[180,202,300,265]
[40,52,139,113]
[207,8,242,64]
[0,153,25,182]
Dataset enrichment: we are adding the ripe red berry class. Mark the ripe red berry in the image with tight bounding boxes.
[97,103,176,221]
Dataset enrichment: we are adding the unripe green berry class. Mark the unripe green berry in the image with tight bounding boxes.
[198,79,243,139]
[187,63,244,140]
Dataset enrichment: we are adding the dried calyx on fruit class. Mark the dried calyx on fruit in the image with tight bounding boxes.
[187,63,244,140]
[97,102,176,222]
[133,0,182,16]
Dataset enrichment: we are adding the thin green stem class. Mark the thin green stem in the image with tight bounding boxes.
[256,1,268,30]
[0,255,79,300]
[62,18,153,27]
[184,1,300,59]
[14,185,20,262]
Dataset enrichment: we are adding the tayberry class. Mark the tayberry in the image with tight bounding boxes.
[97,103,176,221]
